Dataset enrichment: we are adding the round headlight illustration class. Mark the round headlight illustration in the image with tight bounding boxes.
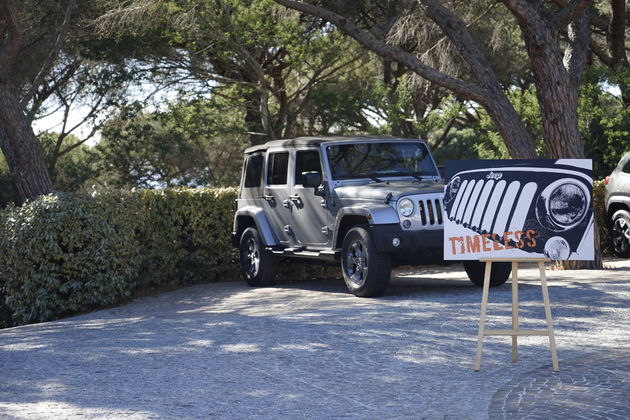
[549,183,587,226]
[536,179,590,231]
[398,198,414,217]
[544,236,570,260]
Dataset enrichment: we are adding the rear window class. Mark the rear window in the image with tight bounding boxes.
[244,154,263,188]
[267,152,289,185]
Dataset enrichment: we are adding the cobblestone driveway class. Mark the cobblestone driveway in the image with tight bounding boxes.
[1,260,629,419]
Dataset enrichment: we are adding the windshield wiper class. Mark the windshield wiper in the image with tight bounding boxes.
[390,170,425,181]
[358,173,384,183]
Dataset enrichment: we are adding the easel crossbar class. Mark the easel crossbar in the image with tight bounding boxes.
[484,329,550,336]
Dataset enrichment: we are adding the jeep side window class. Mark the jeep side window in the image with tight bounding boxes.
[267,152,289,185]
[295,150,322,185]
[244,153,263,188]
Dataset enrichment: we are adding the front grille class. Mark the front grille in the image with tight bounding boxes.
[418,198,444,226]
[448,180,538,234]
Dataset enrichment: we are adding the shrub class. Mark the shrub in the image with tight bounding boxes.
[593,180,611,255]
[0,192,142,324]
[136,188,239,289]
[0,188,239,326]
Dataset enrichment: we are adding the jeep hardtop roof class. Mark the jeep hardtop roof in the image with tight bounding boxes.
[243,135,425,154]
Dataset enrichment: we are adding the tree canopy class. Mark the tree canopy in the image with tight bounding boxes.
[0,0,627,205]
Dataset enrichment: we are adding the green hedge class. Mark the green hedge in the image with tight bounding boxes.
[136,188,239,289]
[0,188,238,327]
[593,179,611,255]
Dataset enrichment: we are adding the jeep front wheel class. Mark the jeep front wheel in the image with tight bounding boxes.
[463,260,511,287]
[239,227,277,286]
[341,226,392,297]
[610,209,630,257]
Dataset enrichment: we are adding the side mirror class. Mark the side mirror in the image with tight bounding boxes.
[302,171,321,188]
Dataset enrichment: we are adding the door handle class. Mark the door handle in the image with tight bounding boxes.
[289,194,301,202]
[263,195,275,202]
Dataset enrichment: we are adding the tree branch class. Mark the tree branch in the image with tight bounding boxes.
[418,0,506,98]
[498,0,543,22]
[563,7,590,85]
[609,0,628,66]
[20,0,77,107]
[0,0,22,80]
[551,0,592,27]
[273,0,487,104]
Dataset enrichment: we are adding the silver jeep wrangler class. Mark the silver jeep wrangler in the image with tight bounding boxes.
[232,136,509,296]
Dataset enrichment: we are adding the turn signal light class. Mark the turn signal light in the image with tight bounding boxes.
[605,176,610,185]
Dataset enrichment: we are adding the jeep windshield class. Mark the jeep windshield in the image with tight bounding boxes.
[326,141,438,181]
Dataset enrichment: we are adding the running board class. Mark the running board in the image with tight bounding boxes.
[269,247,339,261]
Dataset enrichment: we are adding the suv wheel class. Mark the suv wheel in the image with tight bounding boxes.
[610,209,630,257]
[239,227,277,286]
[463,260,511,287]
[341,226,392,297]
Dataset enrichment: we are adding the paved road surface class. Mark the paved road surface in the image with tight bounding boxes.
[1,260,629,419]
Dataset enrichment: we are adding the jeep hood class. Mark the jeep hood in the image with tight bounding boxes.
[333,181,444,201]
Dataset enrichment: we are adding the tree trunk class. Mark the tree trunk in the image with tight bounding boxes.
[509,4,601,269]
[534,69,584,159]
[518,20,585,159]
[0,84,54,203]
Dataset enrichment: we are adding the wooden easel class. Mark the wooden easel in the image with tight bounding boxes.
[474,258,559,372]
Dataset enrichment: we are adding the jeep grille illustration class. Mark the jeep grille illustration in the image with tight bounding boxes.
[443,161,594,260]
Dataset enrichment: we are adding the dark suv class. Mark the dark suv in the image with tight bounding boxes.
[232,136,510,296]
[605,152,630,257]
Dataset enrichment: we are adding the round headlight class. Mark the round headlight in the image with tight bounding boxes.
[398,198,414,217]
[548,182,587,226]
[536,179,590,231]
[544,236,570,260]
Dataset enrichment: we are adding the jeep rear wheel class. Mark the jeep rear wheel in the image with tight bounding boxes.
[610,209,630,257]
[341,226,391,297]
[464,260,511,287]
[239,227,277,286]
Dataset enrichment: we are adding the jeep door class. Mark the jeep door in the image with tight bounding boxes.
[264,150,292,245]
[290,148,330,247]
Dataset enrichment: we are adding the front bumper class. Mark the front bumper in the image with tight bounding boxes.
[368,224,444,265]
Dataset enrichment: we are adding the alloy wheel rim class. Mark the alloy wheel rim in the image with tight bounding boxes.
[345,240,368,286]
[612,217,630,252]
[245,237,260,276]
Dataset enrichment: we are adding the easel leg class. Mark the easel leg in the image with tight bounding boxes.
[474,261,492,371]
[511,261,519,363]
[539,262,560,372]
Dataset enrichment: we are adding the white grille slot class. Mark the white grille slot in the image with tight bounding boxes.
[462,180,485,226]
[492,181,521,236]
[507,182,538,232]
[455,180,477,222]
[481,180,507,232]
[450,179,469,220]
[470,180,495,228]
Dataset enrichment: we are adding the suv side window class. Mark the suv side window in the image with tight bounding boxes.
[295,150,322,185]
[244,153,264,188]
[622,160,630,174]
[267,152,289,185]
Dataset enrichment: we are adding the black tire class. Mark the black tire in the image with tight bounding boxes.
[610,209,630,257]
[463,260,511,287]
[239,227,278,286]
[341,226,392,297]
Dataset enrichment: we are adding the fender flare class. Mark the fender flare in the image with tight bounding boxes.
[233,206,279,247]
[332,205,399,247]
